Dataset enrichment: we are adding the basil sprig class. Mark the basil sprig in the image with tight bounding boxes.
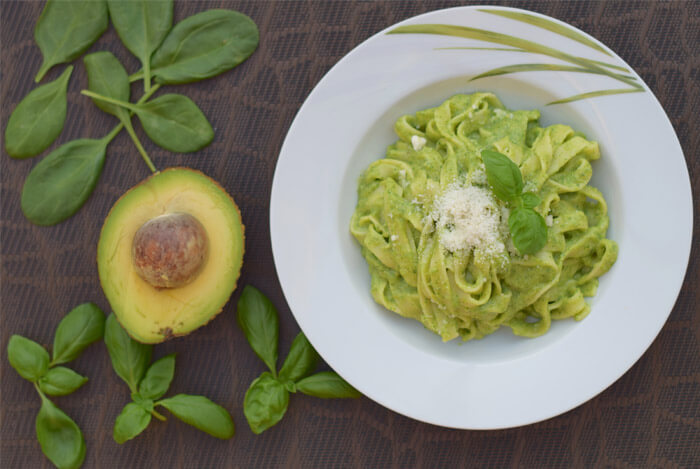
[481,149,548,255]
[104,314,234,443]
[6,303,106,469]
[237,286,361,434]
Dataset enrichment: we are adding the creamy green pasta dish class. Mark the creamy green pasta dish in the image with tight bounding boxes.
[350,93,618,342]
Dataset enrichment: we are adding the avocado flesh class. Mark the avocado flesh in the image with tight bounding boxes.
[97,168,244,343]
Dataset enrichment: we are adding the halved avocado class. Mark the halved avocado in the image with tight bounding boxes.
[97,168,244,343]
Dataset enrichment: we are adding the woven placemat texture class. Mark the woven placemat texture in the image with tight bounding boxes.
[1,1,698,467]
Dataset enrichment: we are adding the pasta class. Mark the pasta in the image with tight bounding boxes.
[350,93,618,341]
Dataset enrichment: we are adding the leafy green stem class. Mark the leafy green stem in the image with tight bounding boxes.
[143,60,152,94]
[120,116,157,173]
[129,70,145,83]
[151,408,167,421]
[101,122,125,145]
[80,90,138,112]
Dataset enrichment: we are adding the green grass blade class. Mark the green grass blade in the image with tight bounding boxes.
[469,63,635,81]
[586,58,629,73]
[388,24,636,86]
[435,46,527,52]
[547,87,644,105]
[478,9,612,56]
[436,46,630,73]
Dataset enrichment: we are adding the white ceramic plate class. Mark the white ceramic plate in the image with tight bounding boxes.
[270,6,692,429]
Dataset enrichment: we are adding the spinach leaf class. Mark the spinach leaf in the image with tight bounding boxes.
[113,402,152,444]
[295,372,361,399]
[150,9,259,84]
[34,0,108,82]
[138,354,175,401]
[508,207,548,255]
[35,393,86,469]
[481,149,523,202]
[38,367,88,396]
[242,372,288,435]
[83,51,130,120]
[7,335,50,382]
[278,332,319,384]
[81,91,213,153]
[104,313,152,394]
[5,66,72,159]
[237,285,279,375]
[107,0,173,91]
[51,302,105,366]
[20,136,111,226]
[157,394,235,439]
[132,94,214,152]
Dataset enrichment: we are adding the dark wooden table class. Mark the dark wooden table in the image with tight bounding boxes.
[2,1,698,467]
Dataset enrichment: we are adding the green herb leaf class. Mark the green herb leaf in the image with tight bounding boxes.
[138,354,175,401]
[113,402,152,444]
[508,207,548,255]
[481,149,523,202]
[104,314,152,394]
[83,51,131,120]
[150,9,259,85]
[237,285,279,374]
[34,0,108,82]
[35,393,86,469]
[7,335,49,382]
[477,9,613,57]
[547,87,644,105]
[521,192,541,209]
[295,371,361,399]
[21,137,109,226]
[38,367,88,396]
[278,332,319,384]
[106,0,173,91]
[243,372,288,434]
[132,94,214,153]
[5,66,72,159]
[51,302,105,365]
[157,394,235,439]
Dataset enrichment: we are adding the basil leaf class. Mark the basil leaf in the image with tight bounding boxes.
[521,192,541,209]
[7,335,49,382]
[36,393,86,469]
[107,0,173,88]
[21,137,108,226]
[481,149,523,202]
[132,94,213,152]
[104,314,152,393]
[34,0,108,82]
[508,207,548,255]
[243,372,288,434]
[52,302,105,365]
[278,332,319,383]
[83,51,130,120]
[295,372,361,399]
[151,9,259,85]
[138,354,175,401]
[5,66,72,159]
[157,394,234,439]
[38,367,88,396]
[113,402,151,444]
[237,285,279,374]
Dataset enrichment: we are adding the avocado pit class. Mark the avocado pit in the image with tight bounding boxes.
[132,212,209,289]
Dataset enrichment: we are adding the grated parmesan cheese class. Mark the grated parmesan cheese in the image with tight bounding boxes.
[431,183,505,256]
[390,234,399,242]
[411,135,427,151]
[545,215,554,227]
